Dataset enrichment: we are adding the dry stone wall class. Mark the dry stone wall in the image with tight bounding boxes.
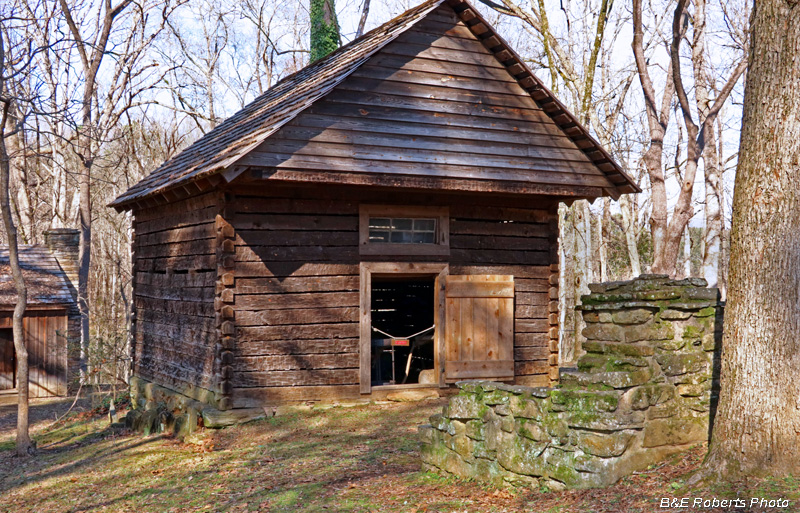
[420,275,723,489]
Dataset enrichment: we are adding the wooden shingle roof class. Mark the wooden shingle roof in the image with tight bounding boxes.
[0,246,75,307]
[112,0,637,210]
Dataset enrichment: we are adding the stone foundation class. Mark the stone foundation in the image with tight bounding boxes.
[420,275,723,489]
[126,376,266,436]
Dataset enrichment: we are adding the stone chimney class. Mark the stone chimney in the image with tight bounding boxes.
[44,228,80,300]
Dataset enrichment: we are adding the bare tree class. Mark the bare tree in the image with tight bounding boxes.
[632,0,747,277]
[0,4,33,456]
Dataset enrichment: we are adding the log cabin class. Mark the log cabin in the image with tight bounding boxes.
[111,0,638,411]
[0,229,80,398]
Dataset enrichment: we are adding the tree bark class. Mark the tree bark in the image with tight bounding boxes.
[0,33,31,456]
[701,0,800,479]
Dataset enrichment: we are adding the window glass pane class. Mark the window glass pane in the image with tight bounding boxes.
[414,219,435,231]
[369,218,391,229]
[369,230,389,242]
[390,231,413,243]
[392,218,413,230]
[413,232,435,244]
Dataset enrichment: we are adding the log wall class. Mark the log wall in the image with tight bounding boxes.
[227,183,556,407]
[132,193,221,403]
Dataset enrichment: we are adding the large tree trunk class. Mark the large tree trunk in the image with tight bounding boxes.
[701,0,800,479]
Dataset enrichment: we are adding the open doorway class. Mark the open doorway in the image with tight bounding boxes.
[0,328,15,390]
[371,277,435,386]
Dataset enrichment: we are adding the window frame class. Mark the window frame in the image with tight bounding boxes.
[359,205,450,256]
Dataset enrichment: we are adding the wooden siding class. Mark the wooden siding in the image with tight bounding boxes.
[0,312,69,397]
[227,183,555,406]
[243,5,613,197]
[132,193,220,397]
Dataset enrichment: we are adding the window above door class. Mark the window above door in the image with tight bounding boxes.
[359,205,449,256]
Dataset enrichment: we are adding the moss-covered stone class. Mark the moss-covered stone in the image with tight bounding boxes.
[509,395,542,420]
[577,431,634,457]
[550,389,619,412]
[695,306,716,318]
[447,394,482,420]
[629,384,676,410]
[660,309,692,320]
[682,325,704,339]
[612,308,653,325]
[676,384,705,397]
[496,436,548,477]
[642,416,708,447]
[565,410,644,431]
[465,419,485,441]
[655,352,708,376]
[624,321,674,342]
[582,322,625,342]
[582,341,654,357]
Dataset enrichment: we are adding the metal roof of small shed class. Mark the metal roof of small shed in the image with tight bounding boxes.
[112,0,638,211]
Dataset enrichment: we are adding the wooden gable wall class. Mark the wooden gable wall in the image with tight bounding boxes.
[240,4,612,197]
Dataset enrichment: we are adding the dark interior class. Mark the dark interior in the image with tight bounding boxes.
[0,328,15,390]
[371,277,435,386]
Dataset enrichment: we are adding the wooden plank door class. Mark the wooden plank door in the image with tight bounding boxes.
[444,275,514,381]
[0,329,15,390]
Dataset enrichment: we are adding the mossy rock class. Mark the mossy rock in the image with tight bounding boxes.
[509,395,543,420]
[577,354,649,374]
[642,416,708,447]
[655,352,709,376]
[624,321,674,342]
[660,309,692,320]
[496,436,548,477]
[577,431,634,458]
[612,308,654,325]
[582,341,654,357]
[446,394,483,420]
[550,389,620,413]
[565,410,644,431]
[629,384,675,410]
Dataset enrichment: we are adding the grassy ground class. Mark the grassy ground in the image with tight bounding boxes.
[1,397,798,512]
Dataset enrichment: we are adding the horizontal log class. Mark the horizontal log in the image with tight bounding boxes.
[515,360,550,376]
[351,64,525,97]
[137,321,216,346]
[136,223,216,247]
[234,197,359,215]
[236,245,359,263]
[235,262,359,278]
[449,205,553,223]
[234,213,357,231]
[133,193,217,223]
[236,307,359,327]
[231,385,360,407]
[135,284,215,302]
[135,239,217,259]
[135,296,215,317]
[238,323,359,342]
[136,309,216,329]
[451,235,549,252]
[513,346,550,360]
[450,248,550,266]
[514,332,549,347]
[233,369,359,387]
[141,254,216,272]
[514,280,550,293]
[235,292,359,310]
[235,338,359,357]
[235,230,358,247]
[233,353,358,372]
[234,275,359,295]
[515,319,549,333]
[451,220,551,238]
[394,27,503,59]
[135,271,216,288]
[448,265,550,279]
[515,304,548,319]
